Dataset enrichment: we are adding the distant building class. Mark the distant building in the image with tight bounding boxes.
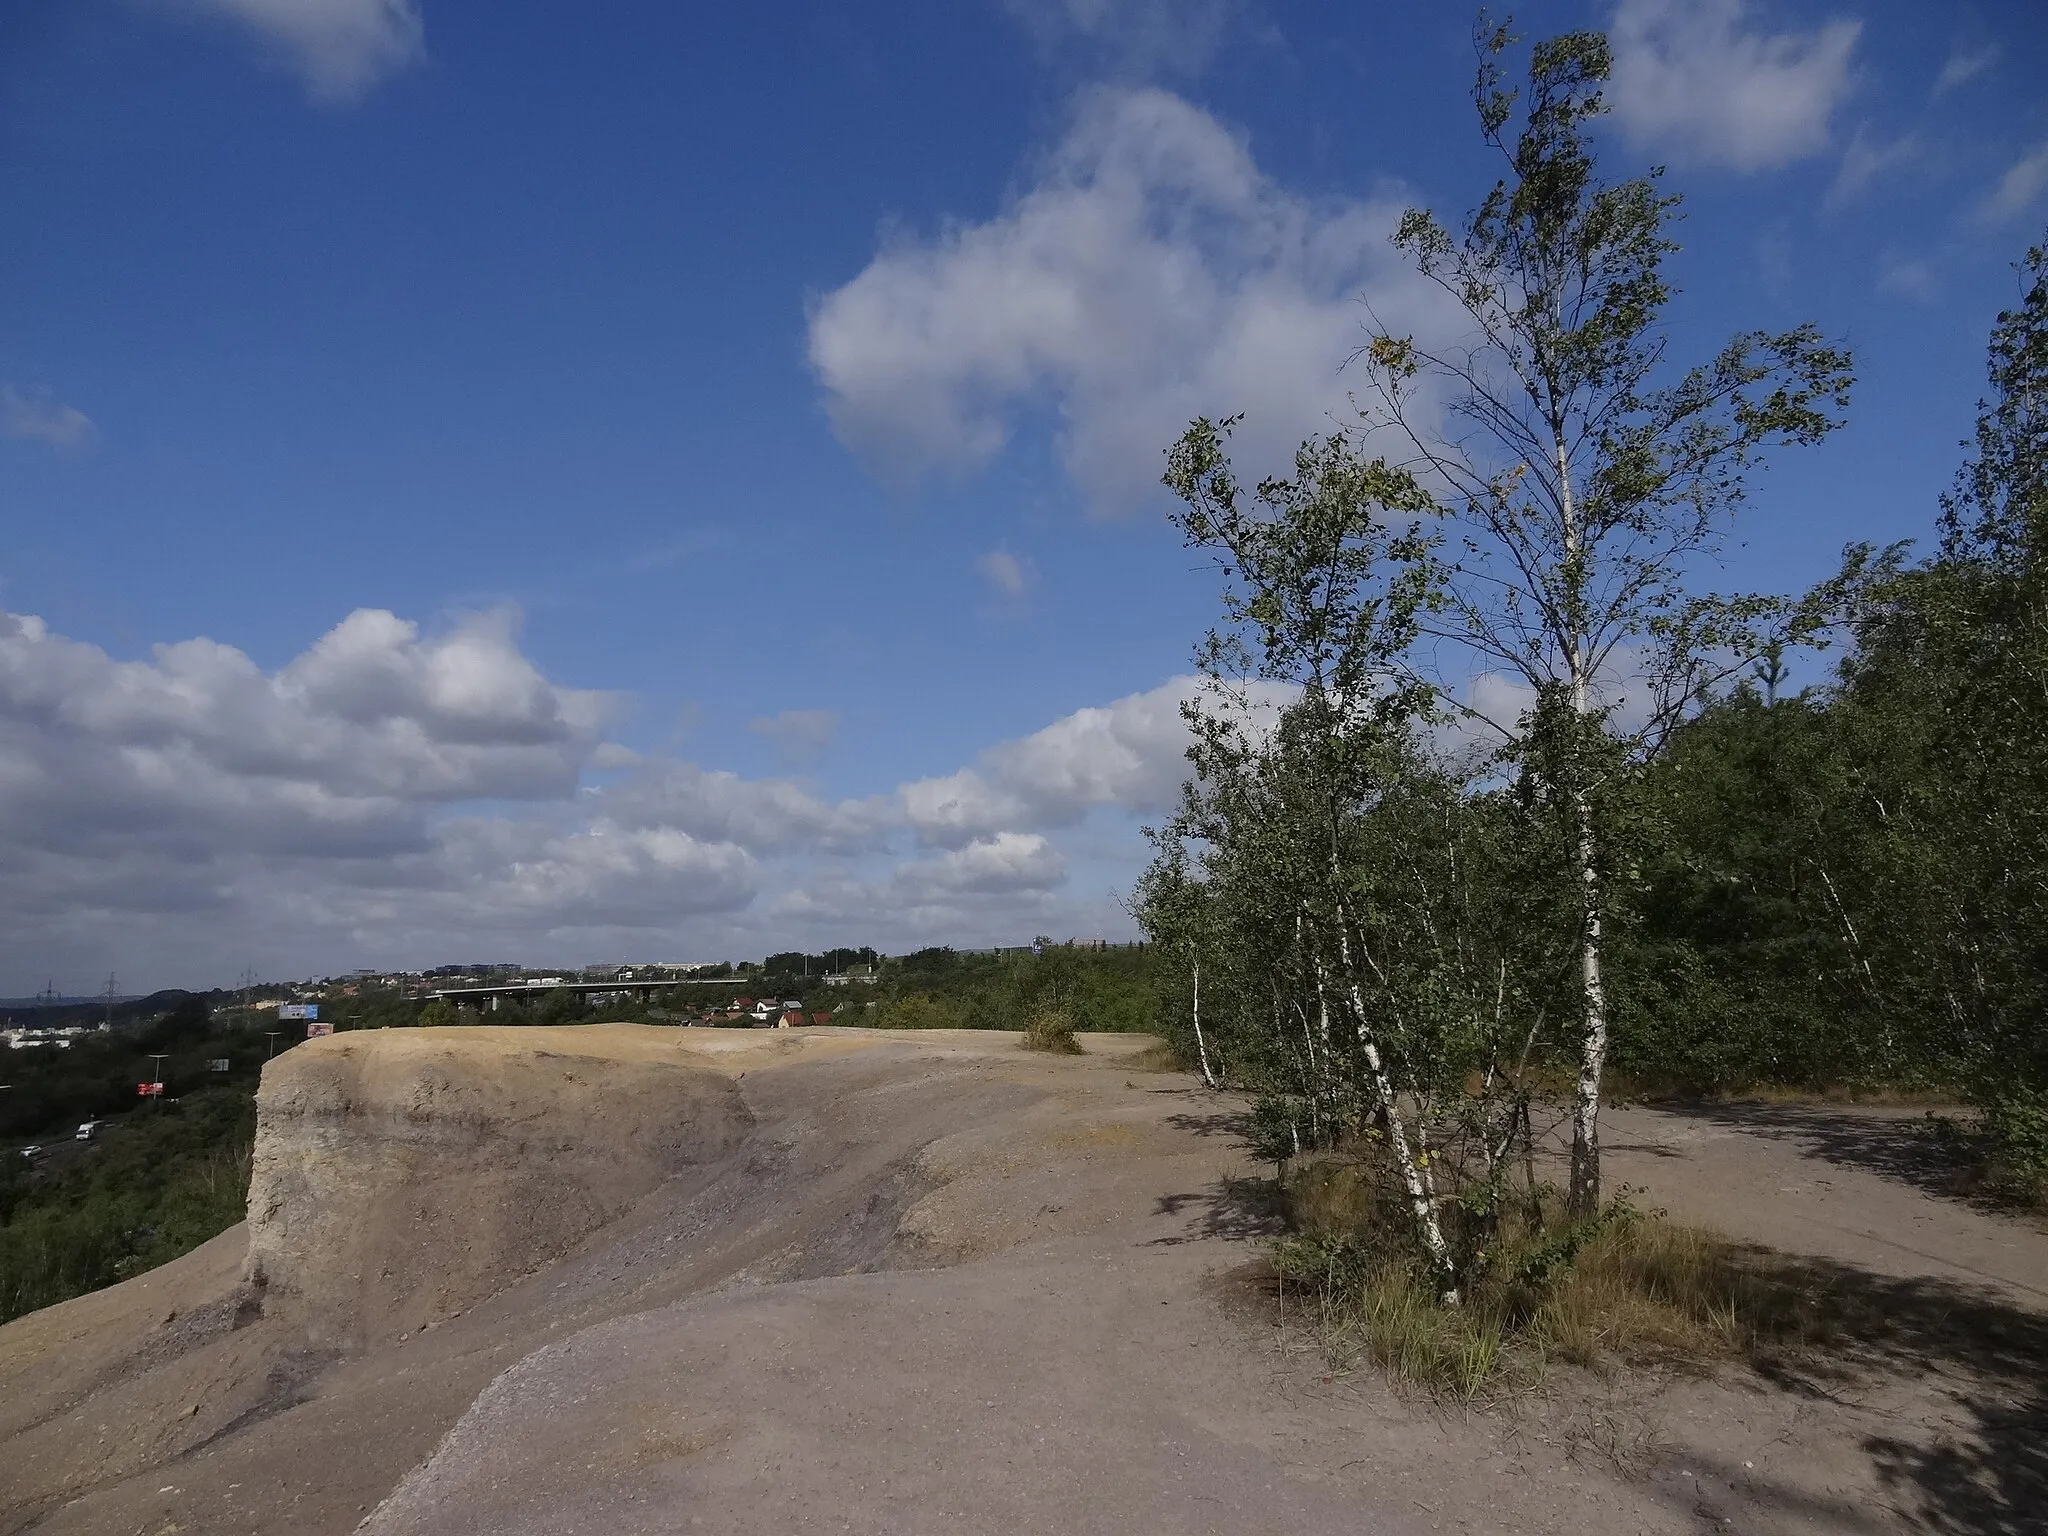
[4,1025,83,1050]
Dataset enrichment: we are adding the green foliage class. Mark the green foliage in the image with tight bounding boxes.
[138,994,213,1053]
[861,945,1160,1037]
[537,987,584,1026]
[416,999,458,1029]
[1980,1093,2048,1204]
[1246,1094,1312,1166]
[1358,16,1852,1217]
[1,1086,255,1323]
[1607,235,2048,1142]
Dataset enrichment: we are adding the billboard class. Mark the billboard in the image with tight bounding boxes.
[279,1004,319,1022]
[137,1081,163,1097]
[208,1058,230,1073]
[306,1021,334,1039]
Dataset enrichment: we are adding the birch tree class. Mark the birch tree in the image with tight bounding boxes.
[1149,425,1548,1302]
[1354,23,1852,1215]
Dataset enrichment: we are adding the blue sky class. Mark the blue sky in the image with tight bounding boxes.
[2,0,2045,991]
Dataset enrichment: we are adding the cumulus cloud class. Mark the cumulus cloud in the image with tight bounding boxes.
[1983,142,2048,225]
[1607,0,1860,172]
[419,818,758,930]
[186,0,425,101]
[808,87,1445,509]
[894,832,1068,897]
[1001,0,1236,78]
[895,673,1289,846]
[598,759,883,856]
[1,386,95,451]
[0,607,610,851]
[0,605,746,981]
[0,604,1258,986]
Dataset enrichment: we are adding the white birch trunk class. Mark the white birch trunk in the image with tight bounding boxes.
[1324,932,1459,1305]
[1189,956,1218,1088]
[1557,431,1610,1222]
[1568,785,1609,1220]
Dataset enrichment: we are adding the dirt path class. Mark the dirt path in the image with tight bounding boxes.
[1,1028,2043,1536]
[1609,1102,2047,1305]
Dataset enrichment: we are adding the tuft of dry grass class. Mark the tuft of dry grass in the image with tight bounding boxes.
[1123,1040,1185,1073]
[1020,1007,1084,1055]
[1272,1159,1836,1400]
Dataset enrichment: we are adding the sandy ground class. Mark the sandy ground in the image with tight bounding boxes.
[0,1025,2042,1536]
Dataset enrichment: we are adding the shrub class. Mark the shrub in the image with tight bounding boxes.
[1983,1090,2048,1206]
[1271,1157,1831,1399]
[1020,1006,1083,1054]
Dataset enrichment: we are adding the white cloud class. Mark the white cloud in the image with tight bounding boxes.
[895,673,1290,846]
[0,604,1267,985]
[1983,142,2048,225]
[1001,0,1235,78]
[747,708,840,762]
[975,547,1036,597]
[0,607,611,838]
[894,832,1068,897]
[1608,0,1860,172]
[807,87,1446,509]
[419,819,757,930]
[1876,257,1938,301]
[0,605,723,981]
[1933,40,1998,98]
[1826,126,1919,209]
[599,759,882,856]
[1,386,95,451]
[186,0,425,102]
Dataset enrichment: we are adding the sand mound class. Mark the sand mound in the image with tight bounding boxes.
[243,1027,751,1347]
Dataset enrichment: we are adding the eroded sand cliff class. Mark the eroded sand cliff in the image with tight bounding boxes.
[243,1029,752,1346]
[0,1024,2040,1536]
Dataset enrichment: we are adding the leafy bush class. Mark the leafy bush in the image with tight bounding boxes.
[1983,1090,2048,1205]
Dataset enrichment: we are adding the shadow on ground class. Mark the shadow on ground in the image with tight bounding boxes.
[1150,1176,1288,1246]
[1167,1111,2048,1536]
[1755,1260,2048,1535]
[1648,1100,1978,1202]
[1163,1109,1253,1141]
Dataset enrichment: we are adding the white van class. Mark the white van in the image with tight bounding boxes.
[74,1121,98,1142]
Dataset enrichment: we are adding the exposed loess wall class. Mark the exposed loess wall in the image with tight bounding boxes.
[243,1027,753,1348]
